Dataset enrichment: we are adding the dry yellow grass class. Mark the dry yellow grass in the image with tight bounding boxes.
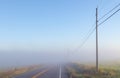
[66,63,120,78]
[0,65,41,78]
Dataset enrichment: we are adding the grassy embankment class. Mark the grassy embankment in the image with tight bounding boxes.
[66,62,120,78]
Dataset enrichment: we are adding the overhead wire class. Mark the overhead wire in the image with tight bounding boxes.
[99,3,120,21]
[98,8,120,26]
[72,3,120,52]
[72,0,100,52]
[73,27,96,52]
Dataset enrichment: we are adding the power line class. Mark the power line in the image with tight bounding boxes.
[99,3,120,21]
[73,7,120,52]
[72,22,96,52]
[73,1,99,52]
[73,27,96,52]
[98,8,120,26]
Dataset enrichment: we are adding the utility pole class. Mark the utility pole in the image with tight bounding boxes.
[96,8,99,73]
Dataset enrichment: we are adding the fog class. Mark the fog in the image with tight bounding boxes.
[0,51,68,69]
[0,49,120,69]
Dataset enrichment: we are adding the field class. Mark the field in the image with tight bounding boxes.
[66,62,120,78]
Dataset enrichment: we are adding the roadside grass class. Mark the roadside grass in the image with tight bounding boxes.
[66,63,120,78]
[0,65,41,78]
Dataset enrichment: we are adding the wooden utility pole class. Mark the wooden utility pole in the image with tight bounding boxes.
[96,8,99,72]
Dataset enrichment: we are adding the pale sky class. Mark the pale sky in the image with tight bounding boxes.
[0,0,120,67]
